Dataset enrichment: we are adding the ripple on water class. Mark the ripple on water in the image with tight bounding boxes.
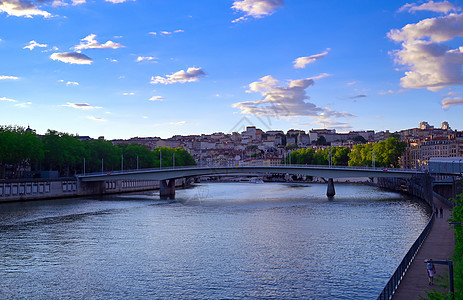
[0,182,429,299]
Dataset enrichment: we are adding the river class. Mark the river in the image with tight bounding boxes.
[0,182,430,299]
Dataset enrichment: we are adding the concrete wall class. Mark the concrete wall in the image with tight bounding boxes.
[375,174,434,207]
[0,178,188,203]
[0,180,77,202]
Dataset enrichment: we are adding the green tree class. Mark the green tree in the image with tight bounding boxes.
[348,137,406,168]
[352,135,367,143]
[0,126,43,178]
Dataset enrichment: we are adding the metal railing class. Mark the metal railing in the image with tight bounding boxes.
[377,213,435,299]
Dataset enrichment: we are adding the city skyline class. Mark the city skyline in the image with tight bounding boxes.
[1,0,463,139]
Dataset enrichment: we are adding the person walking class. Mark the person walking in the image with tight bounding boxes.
[435,207,438,218]
[426,259,436,285]
[440,207,443,218]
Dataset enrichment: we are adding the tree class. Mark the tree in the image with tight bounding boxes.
[348,137,406,168]
[0,125,197,179]
[313,135,328,145]
[352,135,367,143]
[0,126,43,178]
[286,143,298,150]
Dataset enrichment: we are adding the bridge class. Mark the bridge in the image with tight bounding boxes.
[76,165,427,199]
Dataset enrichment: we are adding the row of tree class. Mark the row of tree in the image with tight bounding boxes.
[285,137,406,168]
[0,126,196,178]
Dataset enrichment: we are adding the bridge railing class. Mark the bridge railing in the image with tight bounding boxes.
[377,213,435,300]
[76,164,422,177]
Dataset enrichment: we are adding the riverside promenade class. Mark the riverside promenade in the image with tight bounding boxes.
[393,196,455,299]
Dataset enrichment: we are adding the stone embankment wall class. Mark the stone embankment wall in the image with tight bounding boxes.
[0,178,188,203]
[374,174,434,207]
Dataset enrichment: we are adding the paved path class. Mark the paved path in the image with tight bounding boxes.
[393,197,455,299]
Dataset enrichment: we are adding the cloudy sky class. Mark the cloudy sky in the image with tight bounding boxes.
[1,0,463,139]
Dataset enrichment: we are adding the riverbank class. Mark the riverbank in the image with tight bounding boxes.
[0,178,188,203]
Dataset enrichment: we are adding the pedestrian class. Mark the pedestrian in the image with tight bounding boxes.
[435,207,438,218]
[440,207,443,218]
[426,259,436,285]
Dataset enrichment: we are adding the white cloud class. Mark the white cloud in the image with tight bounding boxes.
[378,89,406,95]
[388,11,463,91]
[398,1,459,14]
[293,50,329,69]
[60,102,102,110]
[123,92,135,96]
[392,41,463,91]
[150,67,206,84]
[0,75,19,80]
[388,13,463,43]
[312,118,353,131]
[0,96,17,102]
[0,0,51,18]
[14,101,32,108]
[169,121,187,126]
[441,96,463,108]
[136,56,157,62]
[149,30,183,36]
[105,0,134,3]
[24,40,48,50]
[232,75,353,120]
[73,34,125,51]
[59,80,79,86]
[106,58,118,63]
[42,46,59,53]
[87,116,107,122]
[149,96,164,101]
[52,0,68,7]
[72,0,86,5]
[443,91,460,96]
[232,0,283,22]
[50,52,93,64]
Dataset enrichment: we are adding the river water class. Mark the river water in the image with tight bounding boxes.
[0,182,430,299]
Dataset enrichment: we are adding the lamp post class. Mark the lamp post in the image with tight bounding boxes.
[372,149,375,168]
[83,157,86,175]
[101,158,103,173]
[121,154,123,172]
[328,148,332,168]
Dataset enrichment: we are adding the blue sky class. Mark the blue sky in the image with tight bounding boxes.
[1,0,463,139]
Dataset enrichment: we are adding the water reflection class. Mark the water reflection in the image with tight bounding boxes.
[0,182,429,299]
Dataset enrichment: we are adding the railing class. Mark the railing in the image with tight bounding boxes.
[377,213,435,299]
[77,164,423,177]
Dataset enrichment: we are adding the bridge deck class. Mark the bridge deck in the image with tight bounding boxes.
[392,196,455,299]
[77,165,423,182]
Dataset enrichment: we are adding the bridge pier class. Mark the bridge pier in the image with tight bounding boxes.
[160,179,176,199]
[326,178,335,198]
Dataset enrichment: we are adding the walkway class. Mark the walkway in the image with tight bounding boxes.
[393,197,455,299]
